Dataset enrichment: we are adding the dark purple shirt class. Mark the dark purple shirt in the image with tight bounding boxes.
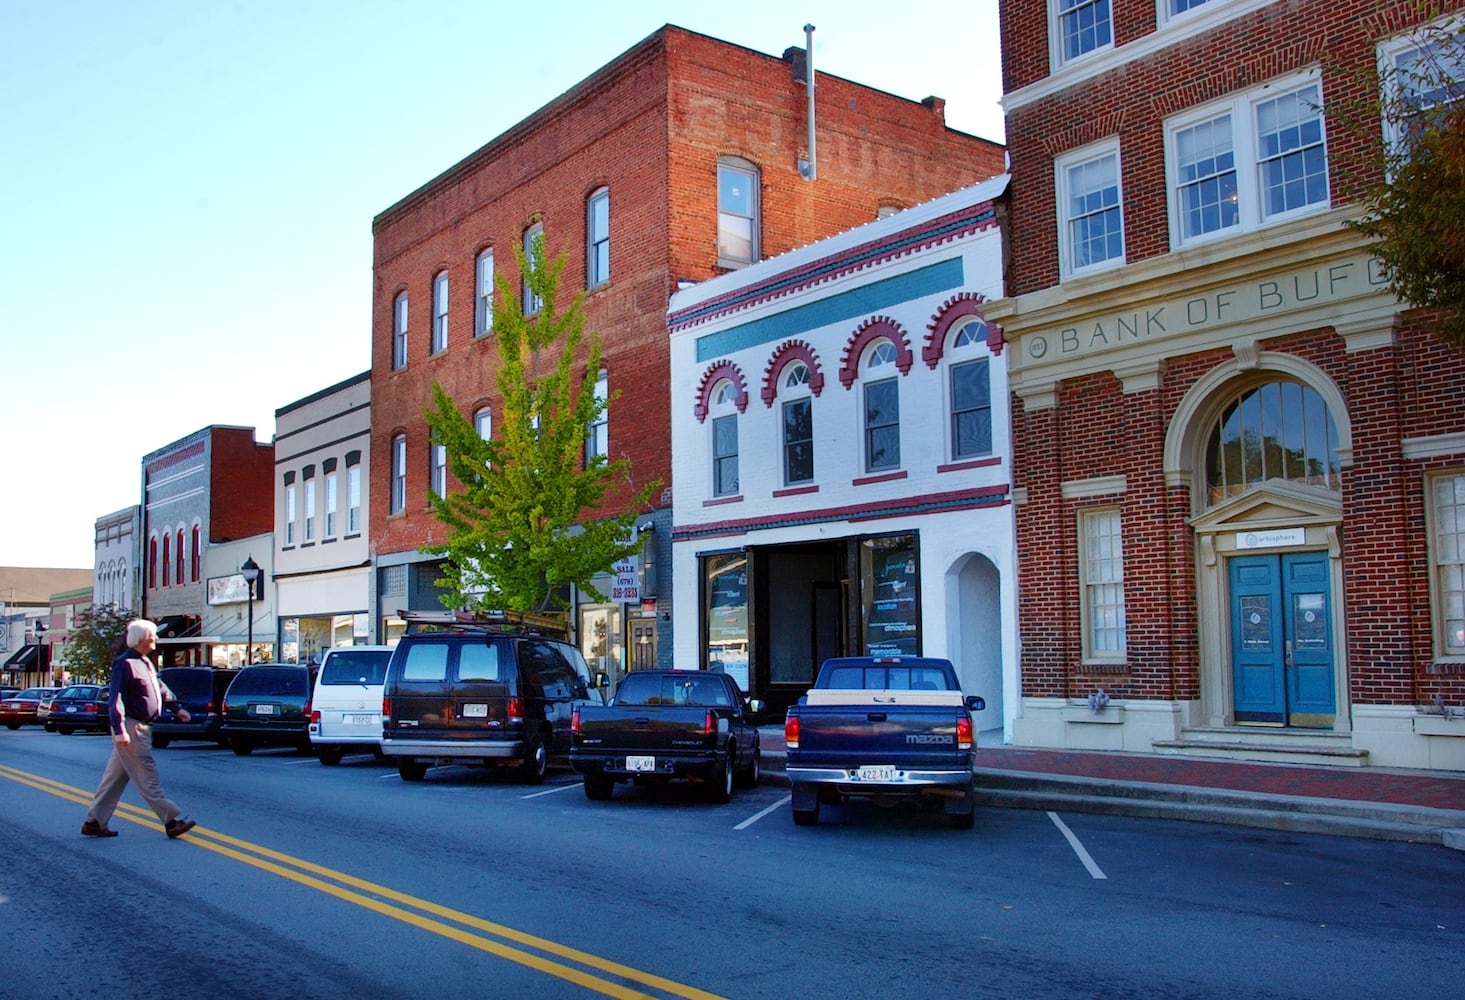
[106,649,179,734]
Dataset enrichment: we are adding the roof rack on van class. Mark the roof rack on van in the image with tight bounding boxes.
[399,608,569,640]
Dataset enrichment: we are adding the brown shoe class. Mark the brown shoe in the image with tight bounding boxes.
[81,820,118,838]
[165,817,196,839]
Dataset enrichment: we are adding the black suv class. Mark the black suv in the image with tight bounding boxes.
[221,664,318,755]
[381,611,603,783]
[153,667,240,748]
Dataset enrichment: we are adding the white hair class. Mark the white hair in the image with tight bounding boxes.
[125,619,158,648]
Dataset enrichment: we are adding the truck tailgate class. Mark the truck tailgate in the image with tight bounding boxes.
[791,705,968,767]
[575,708,713,753]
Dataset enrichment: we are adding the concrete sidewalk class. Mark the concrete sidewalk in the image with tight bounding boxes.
[754,726,1465,849]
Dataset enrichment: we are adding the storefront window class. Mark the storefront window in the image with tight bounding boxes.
[579,605,623,693]
[704,552,749,692]
[861,534,920,656]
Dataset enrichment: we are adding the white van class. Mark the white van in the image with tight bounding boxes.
[309,645,393,765]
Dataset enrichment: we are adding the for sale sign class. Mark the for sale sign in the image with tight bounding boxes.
[611,555,639,602]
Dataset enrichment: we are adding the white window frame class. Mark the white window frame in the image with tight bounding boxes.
[432,271,449,354]
[347,465,361,533]
[710,380,739,498]
[587,187,610,288]
[1165,70,1329,249]
[780,362,814,487]
[392,293,409,370]
[523,223,544,316]
[325,471,338,538]
[284,484,296,546]
[1157,0,1214,27]
[304,476,316,542]
[1050,0,1113,69]
[717,158,760,269]
[1377,15,1465,161]
[947,319,993,462]
[862,341,901,474]
[475,249,495,336]
[586,370,608,463]
[431,443,447,499]
[1079,507,1127,662]
[390,435,407,515]
[1427,471,1465,659]
[1055,138,1125,279]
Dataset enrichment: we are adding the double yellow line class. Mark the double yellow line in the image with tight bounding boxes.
[0,763,724,1000]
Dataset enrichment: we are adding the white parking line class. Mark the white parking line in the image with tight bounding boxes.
[734,795,791,830]
[520,782,581,799]
[1048,811,1107,879]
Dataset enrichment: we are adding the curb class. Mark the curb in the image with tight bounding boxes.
[756,750,1465,848]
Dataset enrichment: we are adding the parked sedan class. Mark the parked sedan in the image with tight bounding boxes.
[0,688,60,729]
[45,685,110,735]
[36,689,61,724]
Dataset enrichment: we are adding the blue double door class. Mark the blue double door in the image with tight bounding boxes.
[1229,552,1336,728]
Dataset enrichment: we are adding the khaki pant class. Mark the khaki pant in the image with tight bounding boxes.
[85,718,183,828]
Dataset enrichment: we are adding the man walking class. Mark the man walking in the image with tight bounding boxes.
[81,619,198,839]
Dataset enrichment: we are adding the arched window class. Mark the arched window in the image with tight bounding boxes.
[780,361,814,486]
[587,187,610,288]
[432,271,449,354]
[1204,378,1340,506]
[148,538,157,590]
[175,528,185,585]
[391,434,407,514]
[948,317,992,461]
[161,533,171,587]
[392,293,409,369]
[191,525,201,582]
[863,340,900,473]
[711,380,740,497]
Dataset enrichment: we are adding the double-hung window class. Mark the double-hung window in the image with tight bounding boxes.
[392,293,409,369]
[1428,473,1465,657]
[390,435,406,515]
[284,478,297,545]
[1080,508,1127,661]
[863,342,900,473]
[948,319,992,461]
[1054,0,1112,66]
[1379,16,1465,159]
[711,380,739,497]
[781,362,813,486]
[325,471,338,538]
[432,272,449,354]
[717,158,759,269]
[523,224,544,315]
[303,472,316,542]
[347,462,361,533]
[1056,139,1124,277]
[475,249,494,336]
[1168,72,1328,247]
[430,443,447,499]
[587,188,610,288]
[586,370,608,463]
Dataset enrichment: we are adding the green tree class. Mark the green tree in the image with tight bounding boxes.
[65,603,135,683]
[1338,13,1465,347]
[423,234,659,612]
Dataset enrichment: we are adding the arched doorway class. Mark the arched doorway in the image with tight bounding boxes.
[947,551,1004,742]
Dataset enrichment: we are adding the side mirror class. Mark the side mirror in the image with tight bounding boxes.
[595,671,609,688]
[747,699,764,714]
[965,695,986,712]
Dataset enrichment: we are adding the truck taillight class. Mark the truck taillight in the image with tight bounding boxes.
[957,715,973,750]
[381,697,391,722]
[571,708,581,734]
[784,715,800,750]
[508,697,523,722]
[222,700,230,715]
[704,710,716,736]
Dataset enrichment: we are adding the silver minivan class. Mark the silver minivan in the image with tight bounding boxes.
[309,645,393,765]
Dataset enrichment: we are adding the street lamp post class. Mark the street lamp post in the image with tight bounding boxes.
[241,556,261,667]
[34,622,47,685]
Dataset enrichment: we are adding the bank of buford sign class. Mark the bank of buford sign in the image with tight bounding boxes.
[1023,253,1389,364]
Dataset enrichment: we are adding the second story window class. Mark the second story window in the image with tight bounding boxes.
[190,524,200,582]
[711,380,739,497]
[1168,73,1328,247]
[586,370,608,464]
[863,342,900,473]
[431,443,447,499]
[523,223,544,316]
[587,188,610,288]
[1379,16,1465,160]
[781,362,814,486]
[393,293,409,370]
[162,533,171,587]
[432,271,449,354]
[717,158,760,269]
[325,470,338,538]
[949,319,992,461]
[303,473,316,542]
[1057,139,1124,276]
[1055,0,1112,66]
[476,249,494,336]
[391,434,407,515]
[175,528,184,585]
[284,479,297,546]
[347,462,361,533]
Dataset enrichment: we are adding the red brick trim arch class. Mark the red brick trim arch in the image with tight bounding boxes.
[838,317,913,390]
[694,360,749,423]
[922,295,1004,368]
[761,340,826,407]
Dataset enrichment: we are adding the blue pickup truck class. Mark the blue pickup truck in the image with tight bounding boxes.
[783,655,985,829]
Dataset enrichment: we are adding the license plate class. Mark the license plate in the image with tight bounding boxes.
[856,765,897,782]
[254,704,276,715]
[347,714,375,726]
[626,756,656,772]
[65,707,78,713]
[463,704,488,718]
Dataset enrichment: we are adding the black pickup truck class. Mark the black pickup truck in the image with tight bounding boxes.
[570,670,762,803]
[783,655,986,828]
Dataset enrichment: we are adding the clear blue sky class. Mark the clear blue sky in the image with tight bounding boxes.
[0,0,1004,569]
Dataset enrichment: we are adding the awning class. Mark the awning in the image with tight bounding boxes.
[2,646,38,669]
[154,615,192,638]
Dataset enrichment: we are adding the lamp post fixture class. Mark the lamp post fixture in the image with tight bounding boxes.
[241,556,261,667]
[34,621,47,685]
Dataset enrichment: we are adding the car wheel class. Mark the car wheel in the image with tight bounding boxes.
[151,735,171,749]
[5,723,19,731]
[708,753,733,804]
[792,797,820,827]
[318,747,343,766]
[583,773,614,801]
[518,732,547,784]
[397,758,427,782]
[59,727,75,736]
[231,739,255,756]
[735,744,761,789]
[44,722,55,733]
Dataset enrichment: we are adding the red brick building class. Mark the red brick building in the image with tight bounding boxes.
[986,1,1465,769]
[368,25,1004,667]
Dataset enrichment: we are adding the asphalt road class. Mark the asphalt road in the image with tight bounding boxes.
[2,728,1462,999]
